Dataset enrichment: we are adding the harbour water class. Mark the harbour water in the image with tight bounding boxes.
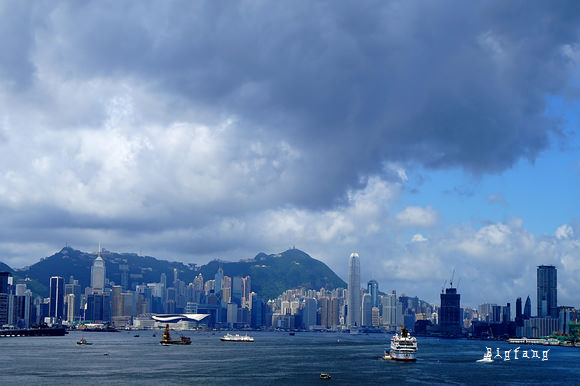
[1,331,579,385]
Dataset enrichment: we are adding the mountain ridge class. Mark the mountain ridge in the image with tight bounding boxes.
[11,247,346,300]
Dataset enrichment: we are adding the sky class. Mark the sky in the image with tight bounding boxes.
[0,0,579,308]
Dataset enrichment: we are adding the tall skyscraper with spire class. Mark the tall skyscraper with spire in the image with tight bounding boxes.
[347,252,361,327]
[91,246,106,293]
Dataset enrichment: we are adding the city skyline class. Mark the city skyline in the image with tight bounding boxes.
[2,245,577,314]
[2,250,577,338]
[0,2,578,309]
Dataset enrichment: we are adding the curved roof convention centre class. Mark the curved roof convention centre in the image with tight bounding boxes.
[151,313,211,323]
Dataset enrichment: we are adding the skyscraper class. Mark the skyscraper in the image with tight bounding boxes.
[91,247,106,293]
[49,276,64,323]
[65,277,81,321]
[362,293,372,327]
[347,252,361,327]
[214,267,224,295]
[0,272,11,326]
[537,265,557,318]
[515,297,523,326]
[439,285,461,336]
[524,296,532,319]
[367,280,379,308]
[382,290,399,329]
[0,271,10,294]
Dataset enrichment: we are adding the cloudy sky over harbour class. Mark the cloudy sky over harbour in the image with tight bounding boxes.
[0,1,579,307]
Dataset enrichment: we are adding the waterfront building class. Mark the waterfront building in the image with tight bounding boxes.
[90,248,106,293]
[0,271,10,294]
[382,291,399,330]
[362,293,372,327]
[439,285,461,336]
[0,272,11,326]
[367,280,379,308]
[250,293,265,328]
[537,265,557,318]
[558,306,575,335]
[523,317,558,338]
[12,289,33,328]
[347,252,361,327]
[85,292,112,323]
[49,276,65,324]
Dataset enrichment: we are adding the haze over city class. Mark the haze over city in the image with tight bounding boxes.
[0,1,579,308]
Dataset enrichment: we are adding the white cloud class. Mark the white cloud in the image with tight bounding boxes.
[555,224,574,240]
[411,234,428,242]
[396,206,439,228]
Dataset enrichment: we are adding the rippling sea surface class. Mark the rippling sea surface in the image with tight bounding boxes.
[1,330,579,385]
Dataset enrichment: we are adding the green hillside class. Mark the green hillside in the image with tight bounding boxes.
[17,247,346,300]
[0,261,12,272]
[18,247,197,297]
[199,248,346,299]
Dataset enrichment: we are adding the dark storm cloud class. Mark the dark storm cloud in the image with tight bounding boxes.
[31,0,580,182]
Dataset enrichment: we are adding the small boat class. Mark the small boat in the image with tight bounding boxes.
[220,333,254,342]
[159,324,192,345]
[77,337,93,345]
[320,373,331,380]
[289,332,295,336]
[134,334,140,337]
[476,351,493,363]
[383,329,417,361]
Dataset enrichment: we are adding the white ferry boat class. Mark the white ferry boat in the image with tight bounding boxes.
[220,333,254,342]
[382,329,417,361]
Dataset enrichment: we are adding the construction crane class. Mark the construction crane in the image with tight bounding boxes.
[449,269,455,288]
[441,280,447,294]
